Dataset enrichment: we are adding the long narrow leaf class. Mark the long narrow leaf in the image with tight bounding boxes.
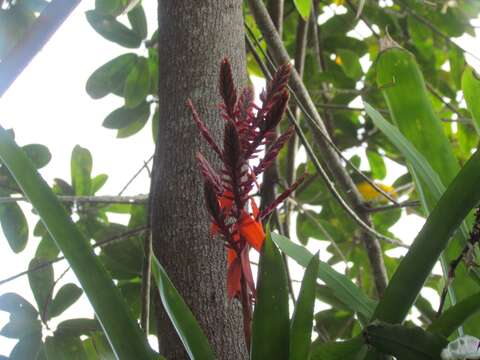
[271,232,376,320]
[428,292,480,337]
[290,252,319,360]
[364,322,447,360]
[151,257,215,360]
[372,148,480,324]
[310,336,367,360]
[0,125,152,359]
[251,231,290,360]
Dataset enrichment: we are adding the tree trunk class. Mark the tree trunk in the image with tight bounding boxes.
[151,1,248,359]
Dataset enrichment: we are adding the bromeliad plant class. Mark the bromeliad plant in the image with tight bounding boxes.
[188,58,306,349]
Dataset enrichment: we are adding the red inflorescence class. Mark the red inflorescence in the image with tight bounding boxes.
[188,58,306,307]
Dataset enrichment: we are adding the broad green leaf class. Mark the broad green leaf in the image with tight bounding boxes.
[310,336,367,360]
[103,101,150,129]
[428,292,480,337]
[0,202,28,253]
[123,57,150,109]
[47,283,83,320]
[293,0,312,21]
[0,317,41,339]
[151,256,215,360]
[0,125,152,358]
[0,293,38,319]
[290,252,319,360]
[71,145,92,196]
[251,230,289,360]
[462,67,480,135]
[127,4,148,39]
[364,322,447,360]
[22,144,51,169]
[28,257,54,318]
[86,53,138,99]
[337,49,363,80]
[55,318,100,337]
[9,333,42,360]
[45,335,89,359]
[85,10,142,48]
[372,149,480,324]
[271,232,376,319]
[91,174,108,194]
[366,149,386,180]
[116,105,150,138]
[95,0,125,16]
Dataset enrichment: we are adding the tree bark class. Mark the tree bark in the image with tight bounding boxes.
[151,1,248,359]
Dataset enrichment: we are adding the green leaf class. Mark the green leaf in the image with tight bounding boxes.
[95,0,125,16]
[103,101,150,130]
[9,333,42,360]
[127,4,148,39]
[152,105,159,143]
[22,144,51,169]
[45,335,89,359]
[0,293,38,319]
[0,125,152,358]
[86,53,138,99]
[28,257,54,317]
[364,322,447,359]
[0,202,28,253]
[0,317,42,339]
[85,10,142,48]
[371,148,480,324]
[91,174,108,194]
[293,0,312,21]
[71,145,92,196]
[310,336,367,360]
[251,230,289,360]
[462,67,480,136]
[151,256,215,360]
[366,149,386,180]
[337,49,363,80]
[55,318,100,337]
[428,292,480,337]
[289,252,319,360]
[271,232,376,320]
[47,283,83,320]
[116,104,150,138]
[123,57,150,109]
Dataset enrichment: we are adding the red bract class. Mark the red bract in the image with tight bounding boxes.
[188,58,306,348]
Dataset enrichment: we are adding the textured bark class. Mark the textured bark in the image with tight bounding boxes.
[151,1,248,359]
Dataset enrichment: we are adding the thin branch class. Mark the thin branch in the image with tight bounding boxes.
[0,226,149,286]
[118,154,154,196]
[365,200,420,213]
[0,0,81,96]
[41,266,70,326]
[0,194,149,205]
[246,0,390,295]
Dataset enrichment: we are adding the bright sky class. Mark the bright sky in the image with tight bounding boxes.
[0,1,479,356]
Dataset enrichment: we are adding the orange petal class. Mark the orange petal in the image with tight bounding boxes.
[227,257,241,300]
[227,248,237,266]
[239,212,265,252]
